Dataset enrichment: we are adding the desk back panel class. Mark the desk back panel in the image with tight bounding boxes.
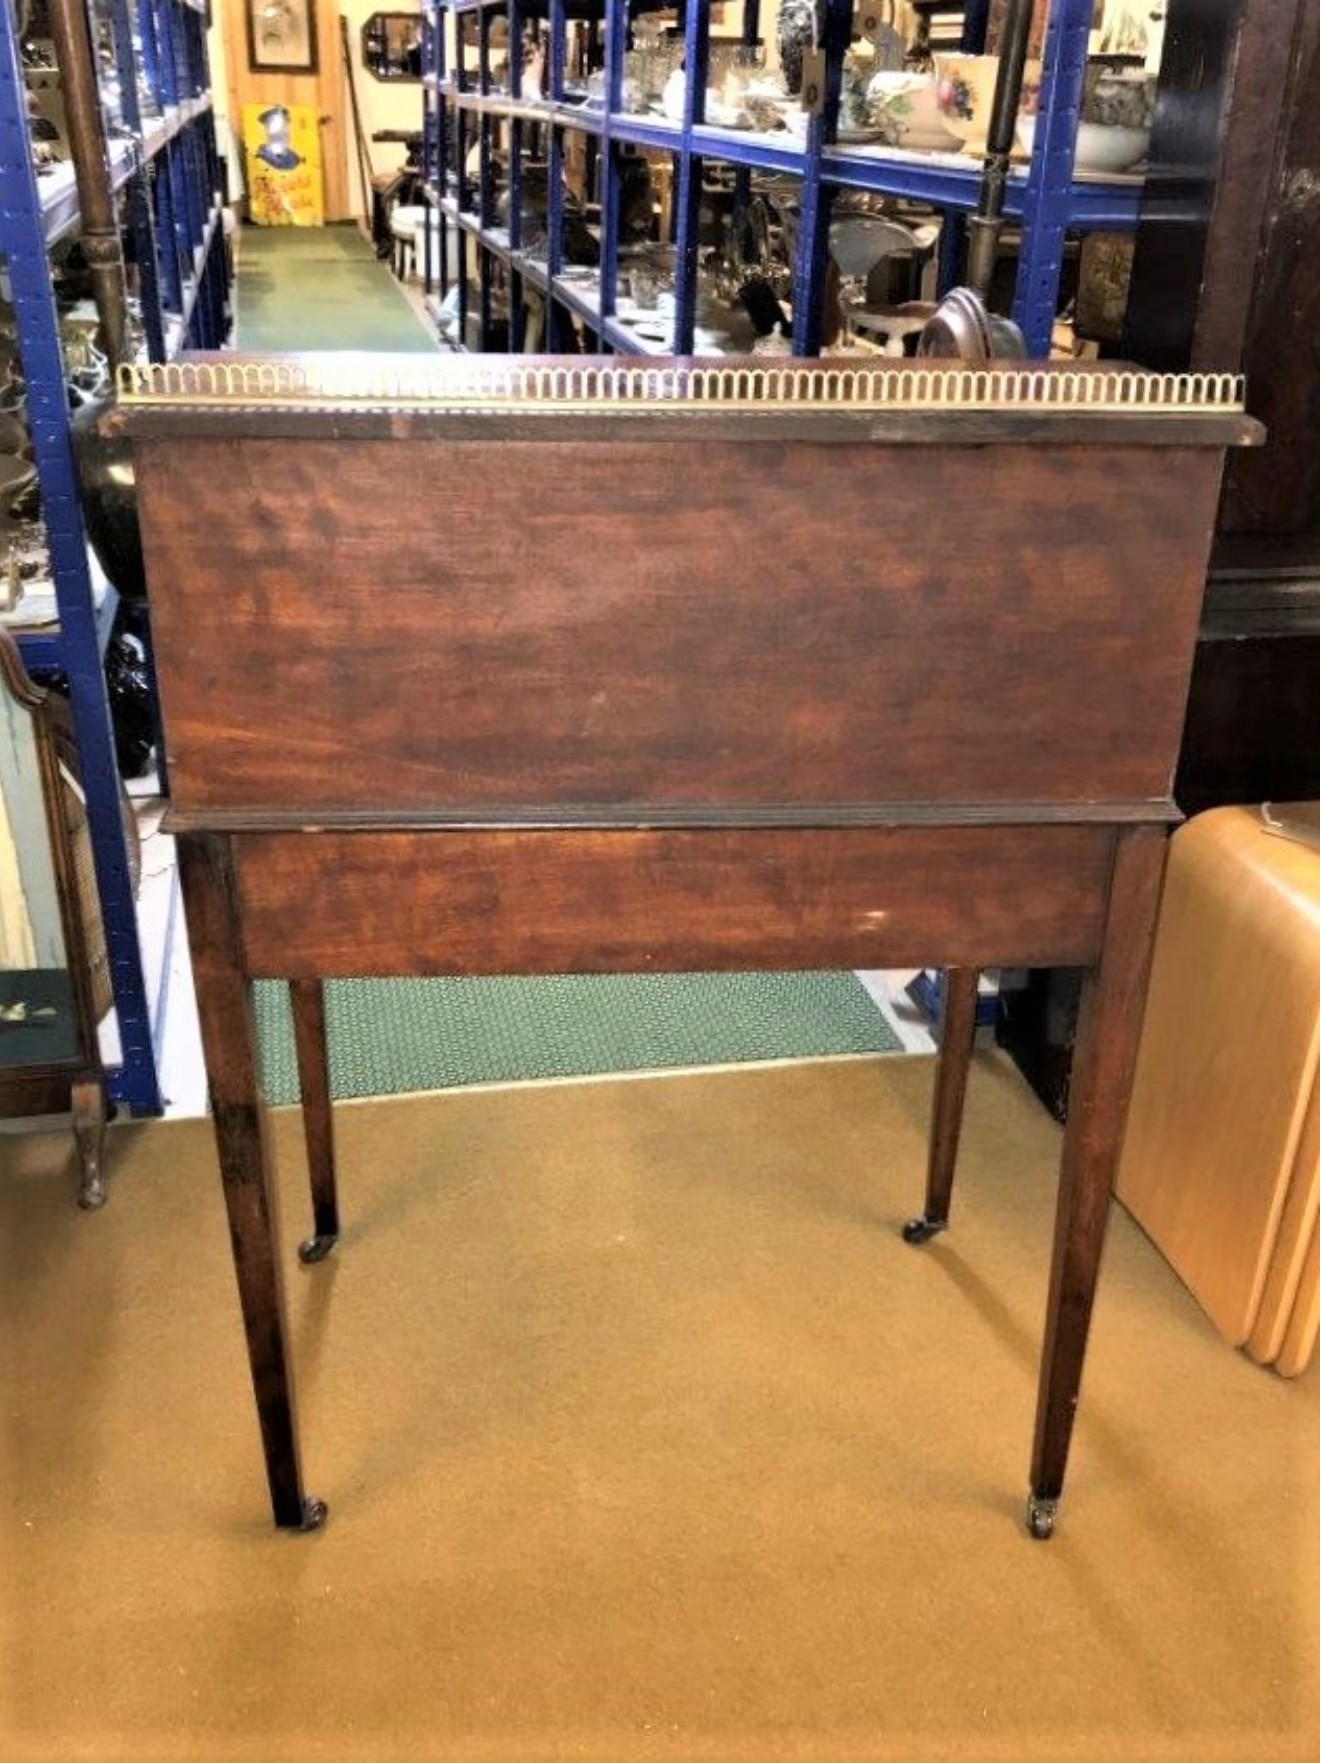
[135,434,1223,819]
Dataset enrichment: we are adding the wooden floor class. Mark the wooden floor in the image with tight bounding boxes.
[1,1052,1316,1761]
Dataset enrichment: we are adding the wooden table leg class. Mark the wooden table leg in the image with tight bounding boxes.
[903,966,980,1244]
[177,833,326,1533]
[72,1074,107,1211]
[1026,825,1166,1539]
[290,978,340,1263]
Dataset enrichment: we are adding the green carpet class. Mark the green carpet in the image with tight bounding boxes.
[254,973,901,1103]
[235,223,439,352]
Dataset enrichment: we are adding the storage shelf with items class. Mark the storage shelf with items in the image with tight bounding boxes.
[1,0,231,1118]
[421,0,1156,358]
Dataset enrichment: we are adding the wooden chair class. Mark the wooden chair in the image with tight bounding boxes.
[0,628,108,1207]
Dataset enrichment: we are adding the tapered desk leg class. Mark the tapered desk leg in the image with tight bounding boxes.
[903,967,980,1244]
[290,979,339,1264]
[1026,826,1165,1540]
[72,1074,107,1210]
[177,833,327,1533]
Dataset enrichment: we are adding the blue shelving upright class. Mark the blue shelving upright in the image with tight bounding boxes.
[425,0,1147,358]
[0,0,229,1115]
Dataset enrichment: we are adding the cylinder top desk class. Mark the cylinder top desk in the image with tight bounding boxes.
[113,355,1260,1538]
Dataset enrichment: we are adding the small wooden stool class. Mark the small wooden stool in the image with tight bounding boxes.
[1116,804,1320,1375]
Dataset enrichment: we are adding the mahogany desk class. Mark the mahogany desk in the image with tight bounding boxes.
[116,356,1259,1538]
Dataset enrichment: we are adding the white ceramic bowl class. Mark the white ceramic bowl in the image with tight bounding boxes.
[1015,115,1149,173]
[1074,120,1149,172]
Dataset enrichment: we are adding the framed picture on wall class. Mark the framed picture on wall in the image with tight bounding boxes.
[247,0,318,74]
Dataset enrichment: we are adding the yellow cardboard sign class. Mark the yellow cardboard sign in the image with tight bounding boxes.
[243,102,324,227]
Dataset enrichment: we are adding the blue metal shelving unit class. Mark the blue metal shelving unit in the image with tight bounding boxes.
[0,0,229,1115]
[424,0,1145,358]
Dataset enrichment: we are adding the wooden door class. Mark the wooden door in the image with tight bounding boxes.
[221,0,349,221]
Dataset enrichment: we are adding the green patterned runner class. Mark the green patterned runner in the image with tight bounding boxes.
[254,973,900,1103]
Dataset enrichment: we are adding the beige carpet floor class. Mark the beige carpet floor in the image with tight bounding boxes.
[1,1051,1317,1762]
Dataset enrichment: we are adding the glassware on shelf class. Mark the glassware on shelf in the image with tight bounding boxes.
[709,42,773,130]
[623,25,681,115]
[827,209,938,349]
[652,41,777,131]
[496,159,550,247]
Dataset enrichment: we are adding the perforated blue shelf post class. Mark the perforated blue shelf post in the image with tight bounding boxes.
[0,0,161,1112]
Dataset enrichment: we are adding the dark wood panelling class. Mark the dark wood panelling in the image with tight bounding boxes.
[1125,0,1286,375]
[232,824,1116,978]
[1214,1,1320,537]
[1177,633,1320,815]
[1127,0,1320,541]
[138,438,1224,816]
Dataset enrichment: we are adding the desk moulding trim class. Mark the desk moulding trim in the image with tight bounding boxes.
[117,357,1249,418]
[161,800,1183,836]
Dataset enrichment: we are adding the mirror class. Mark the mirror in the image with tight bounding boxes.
[362,12,423,82]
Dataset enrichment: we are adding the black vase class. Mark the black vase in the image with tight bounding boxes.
[71,391,147,605]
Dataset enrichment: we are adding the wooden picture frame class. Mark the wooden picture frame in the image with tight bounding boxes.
[247,0,317,74]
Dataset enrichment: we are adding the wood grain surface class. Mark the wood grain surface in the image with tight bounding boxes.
[137,437,1223,817]
[231,823,1115,978]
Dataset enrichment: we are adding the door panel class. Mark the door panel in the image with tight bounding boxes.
[221,0,348,220]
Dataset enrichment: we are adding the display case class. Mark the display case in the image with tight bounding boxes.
[420,0,1154,357]
[0,0,230,1117]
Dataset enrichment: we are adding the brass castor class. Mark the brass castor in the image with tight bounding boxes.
[1026,1494,1058,1540]
[294,1496,329,1532]
[901,1215,947,1245]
